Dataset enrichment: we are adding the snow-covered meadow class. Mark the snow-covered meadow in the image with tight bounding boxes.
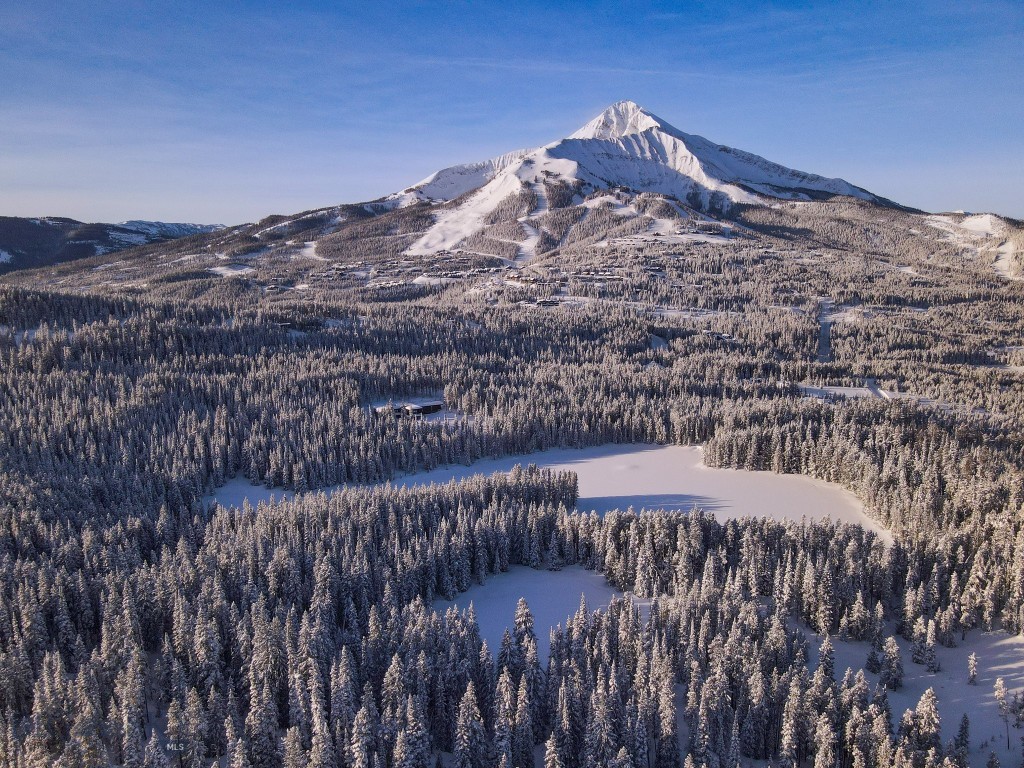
[208,264,254,277]
[815,629,1024,767]
[432,565,625,660]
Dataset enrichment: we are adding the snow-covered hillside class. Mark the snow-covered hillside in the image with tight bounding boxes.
[400,100,889,257]
[118,220,223,239]
[0,216,223,273]
[388,150,532,207]
[925,212,1021,279]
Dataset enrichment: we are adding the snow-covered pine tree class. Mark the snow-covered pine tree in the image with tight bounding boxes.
[453,682,487,768]
[881,636,904,690]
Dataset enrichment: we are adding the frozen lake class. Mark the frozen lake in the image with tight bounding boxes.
[432,565,624,659]
[210,443,888,541]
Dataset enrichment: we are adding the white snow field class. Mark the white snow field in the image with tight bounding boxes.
[208,264,254,277]
[650,333,669,350]
[389,149,532,207]
[814,629,1024,768]
[432,565,623,659]
[209,443,886,540]
[925,213,1020,280]
[293,241,326,261]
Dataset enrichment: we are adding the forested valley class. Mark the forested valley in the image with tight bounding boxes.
[3,217,1024,768]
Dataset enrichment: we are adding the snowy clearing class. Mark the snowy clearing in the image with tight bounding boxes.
[432,565,623,659]
[208,443,885,540]
[407,171,524,255]
[924,213,1019,279]
[293,241,326,261]
[959,213,1002,236]
[801,383,977,415]
[814,628,1024,768]
[825,304,877,323]
[208,264,254,277]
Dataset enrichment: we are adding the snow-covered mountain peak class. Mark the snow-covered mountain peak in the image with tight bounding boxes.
[568,100,665,141]
[395,101,894,257]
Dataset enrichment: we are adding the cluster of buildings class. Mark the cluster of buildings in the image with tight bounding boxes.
[371,399,446,419]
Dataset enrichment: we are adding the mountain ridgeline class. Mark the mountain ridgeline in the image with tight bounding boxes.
[6,100,1023,294]
[0,216,221,274]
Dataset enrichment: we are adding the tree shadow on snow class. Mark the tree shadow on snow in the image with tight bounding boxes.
[577,493,725,515]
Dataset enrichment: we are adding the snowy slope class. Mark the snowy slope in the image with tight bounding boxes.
[407,170,526,255]
[391,150,532,206]
[0,216,224,273]
[816,628,1024,768]
[565,100,879,203]
[404,100,888,256]
[925,212,1021,279]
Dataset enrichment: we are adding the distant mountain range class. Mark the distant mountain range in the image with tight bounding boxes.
[0,216,221,273]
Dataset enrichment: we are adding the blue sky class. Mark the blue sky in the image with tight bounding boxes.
[2,1,1022,224]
